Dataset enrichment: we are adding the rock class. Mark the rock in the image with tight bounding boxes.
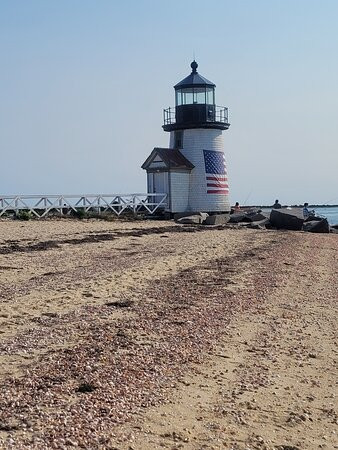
[203,213,230,225]
[248,221,269,230]
[242,207,262,215]
[176,214,205,225]
[229,209,267,223]
[199,212,209,222]
[304,215,322,222]
[229,212,248,223]
[303,219,330,233]
[174,212,208,224]
[330,224,338,233]
[270,208,304,231]
[244,212,268,222]
[265,221,276,230]
[241,218,270,229]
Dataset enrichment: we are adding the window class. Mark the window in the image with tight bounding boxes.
[206,88,215,105]
[174,130,183,149]
[175,87,211,106]
[193,88,206,104]
[176,90,182,106]
[182,89,193,105]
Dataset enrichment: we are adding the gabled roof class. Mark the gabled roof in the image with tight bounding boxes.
[174,61,215,89]
[141,148,194,171]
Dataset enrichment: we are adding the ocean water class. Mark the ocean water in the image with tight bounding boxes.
[313,206,338,225]
[261,206,338,225]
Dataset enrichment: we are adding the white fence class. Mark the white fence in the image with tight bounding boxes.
[0,193,168,218]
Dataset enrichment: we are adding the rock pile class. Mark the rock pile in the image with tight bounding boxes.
[175,212,230,226]
[175,208,337,234]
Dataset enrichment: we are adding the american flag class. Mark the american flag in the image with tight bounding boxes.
[203,150,229,195]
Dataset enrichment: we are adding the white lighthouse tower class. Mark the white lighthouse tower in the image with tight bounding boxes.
[142,61,230,215]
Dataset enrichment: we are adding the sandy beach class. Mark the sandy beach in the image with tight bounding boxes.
[0,219,337,449]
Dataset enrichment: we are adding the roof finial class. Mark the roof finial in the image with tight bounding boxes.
[191,60,198,73]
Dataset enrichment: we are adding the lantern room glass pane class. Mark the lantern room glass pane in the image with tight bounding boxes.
[193,88,206,104]
[176,90,182,106]
[206,88,215,105]
[182,88,193,105]
[176,88,210,105]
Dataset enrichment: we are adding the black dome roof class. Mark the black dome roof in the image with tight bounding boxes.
[174,61,215,89]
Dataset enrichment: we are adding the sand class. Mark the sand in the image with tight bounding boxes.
[0,219,337,449]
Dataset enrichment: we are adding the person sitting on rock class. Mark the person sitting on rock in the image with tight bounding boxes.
[272,199,282,209]
[303,202,315,219]
[234,202,241,212]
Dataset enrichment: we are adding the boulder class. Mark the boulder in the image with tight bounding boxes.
[245,218,270,229]
[304,215,322,222]
[244,212,269,222]
[270,208,304,231]
[330,226,338,234]
[265,222,276,230]
[203,213,230,225]
[229,209,267,223]
[229,212,248,223]
[303,219,330,233]
[201,213,209,222]
[174,212,208,221]
[176,214,206,225]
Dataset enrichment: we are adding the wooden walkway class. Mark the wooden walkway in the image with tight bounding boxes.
[0,193,167,218]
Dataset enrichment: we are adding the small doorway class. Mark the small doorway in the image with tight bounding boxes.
[153,172,168,194]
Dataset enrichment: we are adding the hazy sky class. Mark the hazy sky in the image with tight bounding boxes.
[1,0,337,205]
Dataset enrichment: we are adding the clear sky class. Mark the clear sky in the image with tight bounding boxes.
[1,0,337,205]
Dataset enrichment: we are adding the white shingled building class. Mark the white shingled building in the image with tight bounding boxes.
[142,61,230,215]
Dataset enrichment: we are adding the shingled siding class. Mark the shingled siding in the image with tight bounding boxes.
[170,129,230,212]
[170,171,190,212]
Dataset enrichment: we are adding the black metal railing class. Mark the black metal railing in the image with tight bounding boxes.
[163,107,176,125]
[163,105,229,126]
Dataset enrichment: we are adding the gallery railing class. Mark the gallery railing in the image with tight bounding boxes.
[163,105,229,126]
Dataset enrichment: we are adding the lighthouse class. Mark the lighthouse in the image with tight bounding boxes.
[142,61,230,215]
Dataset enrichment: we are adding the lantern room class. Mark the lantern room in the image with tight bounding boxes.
[163,61,230,131]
